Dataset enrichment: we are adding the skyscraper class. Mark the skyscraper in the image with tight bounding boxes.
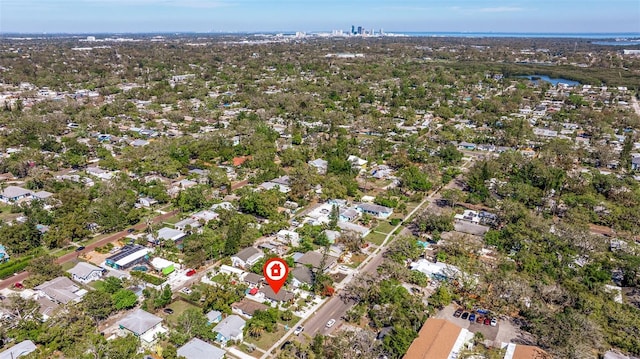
[351,25,355,35]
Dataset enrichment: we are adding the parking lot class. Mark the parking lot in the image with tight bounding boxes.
[435,304,519,346]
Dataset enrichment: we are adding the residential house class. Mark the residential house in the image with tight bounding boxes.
[258,285,295,305]
[205,310,223,325]
[67,262,104,284]
[0,340,37,359]
[130,139,149,147]
[347,155,368,171]
[339,207,360,222]
[118,309,166,347]
[138,197,158,207]
[276,230,300,247]
[0,244,9,263]
[242,272,263,287]
[323,230,341,244]
[147,227,187,245]
[295,251,338,272]
[174,218,201,232]
[211,201,235,212]
[356,203,393,219]
[105,245,150,269]
[371,165,393,179]
[212,315,246,345]
[410,259,460,281]
[32,191,53,201]
[231,247,264,269]
[308,158,328,174]
[502,343,551,359]
[86,167,114,180]
[337,221,370,237]
[457,142,477,150]
[35,277,86,304]
[632,156,640,171]
[291,266,313,288]
[0,186,32,203]
[177,338,226,359]
[232,298,269,319]
[404,318,473,359]
[191,210,219,223]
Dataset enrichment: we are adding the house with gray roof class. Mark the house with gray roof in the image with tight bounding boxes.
[177,338,225,359]
[259,285,295,304]
[206,310,223,325]
[35,277,86,304]
[67,262,104,284]
[231,247,264,269]
[0,186,32,203]
[213,315,245,345]
[231,298,269,319]
[118,309,166,347]
[294,251,338,272]
[147,227,187,245]
[308,158,328,174]
[356,203,393,219]
[0,340,37,359]
[291,266,313,288]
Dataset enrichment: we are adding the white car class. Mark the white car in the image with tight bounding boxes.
[326,319,336,328]
[180,287,192,295]
[338,265,351,272]
[294,326,304,335]
[490,318,498,327]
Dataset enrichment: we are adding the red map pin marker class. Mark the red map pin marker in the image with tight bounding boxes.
[263,257,289,294]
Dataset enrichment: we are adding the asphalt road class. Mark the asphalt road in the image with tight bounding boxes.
[303,251,385,337]
[0,209,179,290]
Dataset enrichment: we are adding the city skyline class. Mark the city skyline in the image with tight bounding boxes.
[1,0,639,34]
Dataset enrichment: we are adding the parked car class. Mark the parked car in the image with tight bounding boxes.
[127,228,135,233]
[186,269,196,277]
[461,312,469,320]
[326,319,336,328]
[476,316,484,324]
[14,282,23,289]
[490,318,498,327]
[76,246,85,252]
[484,318,491,326]
[163,308,174,314]
[469,314,476,322]
[453,309,463,318]
[294,326,304,335]
[180,287,192,295]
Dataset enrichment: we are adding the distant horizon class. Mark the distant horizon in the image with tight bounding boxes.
[1,0,639,34]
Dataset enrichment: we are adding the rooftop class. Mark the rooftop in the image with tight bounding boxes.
[118,308,162,335]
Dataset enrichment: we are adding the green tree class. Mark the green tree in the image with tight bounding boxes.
[82,290,115,323]
[112,289,138,310]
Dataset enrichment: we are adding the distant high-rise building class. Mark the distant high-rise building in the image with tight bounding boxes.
[351,25,355,34]
[357,26,363,35]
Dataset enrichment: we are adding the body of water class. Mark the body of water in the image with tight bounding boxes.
[592,40,640,46]
[517,75,580,86]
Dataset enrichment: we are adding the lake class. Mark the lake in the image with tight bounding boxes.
[518,75,580,86]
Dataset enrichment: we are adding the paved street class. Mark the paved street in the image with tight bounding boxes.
[0,209,179,289]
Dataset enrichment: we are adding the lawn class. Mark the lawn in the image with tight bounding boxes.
[366,231,387,246]
[245,325,287,350]
[374,221,396,234]
[162,215,182,225]
[161,299,201,326]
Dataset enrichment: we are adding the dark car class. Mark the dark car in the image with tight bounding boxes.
[461,312,469,320]
[469,314,476,322]
[127,228,135,233]
[76,246,85,252]
[476,316,484,324]
[453,309,463,318]
[484,318,491,325]
[163,308,174,314]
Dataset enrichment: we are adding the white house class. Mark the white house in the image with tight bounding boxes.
[212,315,245,346]
[86,167,115,180]
[308,158,328,174]
[117,309,166,347]
[356,203,393,219]
[276,230,300,247]
[231,247,264,269]
[67,262,104,284]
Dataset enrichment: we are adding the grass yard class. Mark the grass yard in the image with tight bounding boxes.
[374,221,396,234]
[161,299,201,326]
[366,231,387,246]
[245,325,287,350]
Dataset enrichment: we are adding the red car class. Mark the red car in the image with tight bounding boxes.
[185,269,196,277]
[14,282,24,289]
[484,318,491,326]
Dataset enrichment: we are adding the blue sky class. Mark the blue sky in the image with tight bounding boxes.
[1,0,639,33]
